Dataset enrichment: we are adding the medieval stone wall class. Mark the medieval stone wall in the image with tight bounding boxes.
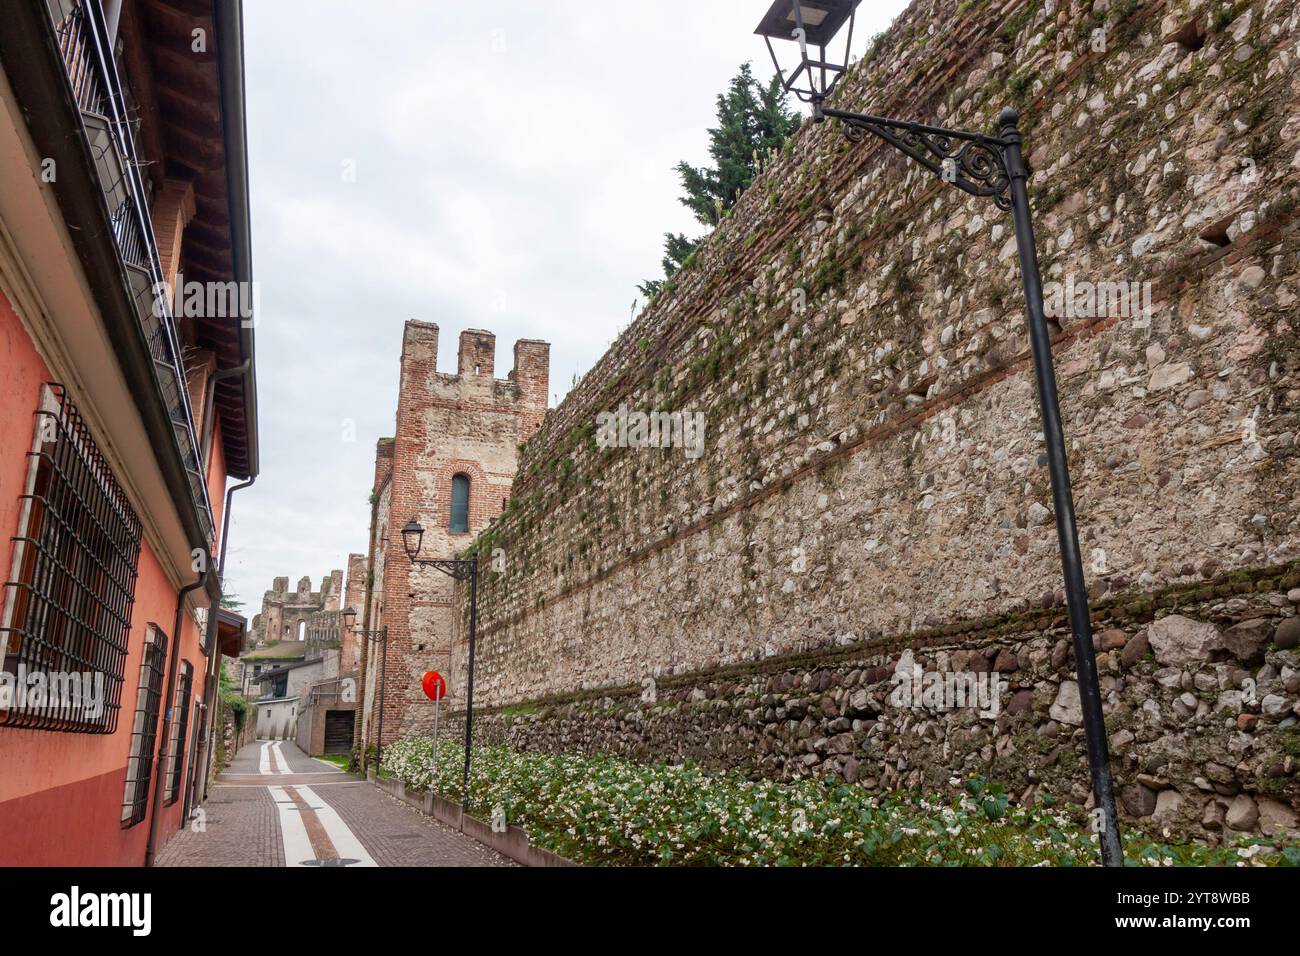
[342,552,367,670]
[359,440,393,753]
[442,0,1300,838]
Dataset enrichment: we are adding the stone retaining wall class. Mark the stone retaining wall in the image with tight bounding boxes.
[450,571,1300,842]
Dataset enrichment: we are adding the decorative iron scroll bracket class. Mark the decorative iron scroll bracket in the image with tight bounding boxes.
[821,106,1015,210]
[410,558,477,582]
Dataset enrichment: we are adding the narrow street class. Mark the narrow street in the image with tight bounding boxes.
[155,741,512,868]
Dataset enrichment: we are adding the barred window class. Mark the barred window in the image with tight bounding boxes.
[164,661,192,805]
[0,385,140,734]
[185,697,205,810]
[121,624,168,828]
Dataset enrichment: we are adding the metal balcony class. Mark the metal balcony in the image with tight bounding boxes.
[46,0,216,544]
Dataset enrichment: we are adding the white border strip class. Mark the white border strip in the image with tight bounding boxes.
[267,785,315,867]
[297,786,377,867]
[272,741,290,774]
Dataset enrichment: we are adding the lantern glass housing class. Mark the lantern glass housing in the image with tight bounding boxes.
[401,520,424,561]
[755,0,860,103]
[343,607,357,630]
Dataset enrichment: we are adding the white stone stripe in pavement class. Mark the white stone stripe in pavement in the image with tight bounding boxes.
[267,785,315,866]
[267,785,377,867]
[272,741,293,774]
[258,741,272,774]
[297,786,377,867]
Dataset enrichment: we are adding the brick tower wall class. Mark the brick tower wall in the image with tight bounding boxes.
[374,322,549,741]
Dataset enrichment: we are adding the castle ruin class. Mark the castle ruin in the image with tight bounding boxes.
[251,571,344,649]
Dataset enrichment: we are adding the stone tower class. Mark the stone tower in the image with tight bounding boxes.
[342,553,368,671]
[363,322,549,744]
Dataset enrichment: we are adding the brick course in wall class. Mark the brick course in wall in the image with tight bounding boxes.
[357,439,394,756]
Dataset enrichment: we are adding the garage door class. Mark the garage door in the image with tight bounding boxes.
[323,711,354,755]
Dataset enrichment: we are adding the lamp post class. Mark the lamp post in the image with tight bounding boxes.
[756,0,1123,866]
[400,519,480,815]
[343,606,388,768]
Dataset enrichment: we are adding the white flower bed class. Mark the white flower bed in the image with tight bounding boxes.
[380,737,1300,867]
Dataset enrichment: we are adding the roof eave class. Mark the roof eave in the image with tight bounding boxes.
[214,0,259,479]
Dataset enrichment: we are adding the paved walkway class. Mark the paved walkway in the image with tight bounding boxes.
[155,740,513,868]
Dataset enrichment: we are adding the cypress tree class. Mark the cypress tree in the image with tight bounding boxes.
[639,64,800,299]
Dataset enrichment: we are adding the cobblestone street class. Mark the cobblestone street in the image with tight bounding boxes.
[155,741,513,868]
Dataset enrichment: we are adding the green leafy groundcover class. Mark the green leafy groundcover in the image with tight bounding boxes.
[380,737,1300,867]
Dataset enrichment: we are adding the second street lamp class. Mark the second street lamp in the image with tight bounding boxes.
[401,519,481,815]
[344,606,389,768]
[755,0,1124,866]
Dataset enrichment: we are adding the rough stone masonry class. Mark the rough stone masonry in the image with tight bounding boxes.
[434,0,1300,842]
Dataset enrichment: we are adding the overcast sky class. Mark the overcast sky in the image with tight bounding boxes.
[222,0,910,615]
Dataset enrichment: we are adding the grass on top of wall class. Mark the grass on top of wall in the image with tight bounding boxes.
[379,737,1300,868]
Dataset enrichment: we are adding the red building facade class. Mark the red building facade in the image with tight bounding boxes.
[0,0,258,866]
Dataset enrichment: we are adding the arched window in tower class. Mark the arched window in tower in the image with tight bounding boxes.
[450,474,470,534]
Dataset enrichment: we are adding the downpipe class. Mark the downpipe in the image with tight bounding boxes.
[196,474,257,807]
[144,567,209,866]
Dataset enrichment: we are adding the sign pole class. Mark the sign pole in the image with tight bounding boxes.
[421,670,447,791]
[432,695,440,784]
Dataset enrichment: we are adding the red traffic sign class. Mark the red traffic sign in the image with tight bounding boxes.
[422,671,447,702]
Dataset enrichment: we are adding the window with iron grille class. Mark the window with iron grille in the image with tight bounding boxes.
[184,697,205,811]
[121,624,167,828]
[1,385,140,734]
[164,661,192,805]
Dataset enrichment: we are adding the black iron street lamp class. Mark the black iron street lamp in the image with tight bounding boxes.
[343,606,389,767]
[401,519,481,815]
[757,0,1123,866]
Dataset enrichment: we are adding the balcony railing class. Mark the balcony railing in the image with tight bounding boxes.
[307,627,343,650]
[307,676,354,707]
[46,0,215,544]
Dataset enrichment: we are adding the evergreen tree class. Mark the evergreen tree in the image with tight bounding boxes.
[637,277,663,298]
[676,64,799,227]
[640,64,800,298]
[638,233,700,298]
